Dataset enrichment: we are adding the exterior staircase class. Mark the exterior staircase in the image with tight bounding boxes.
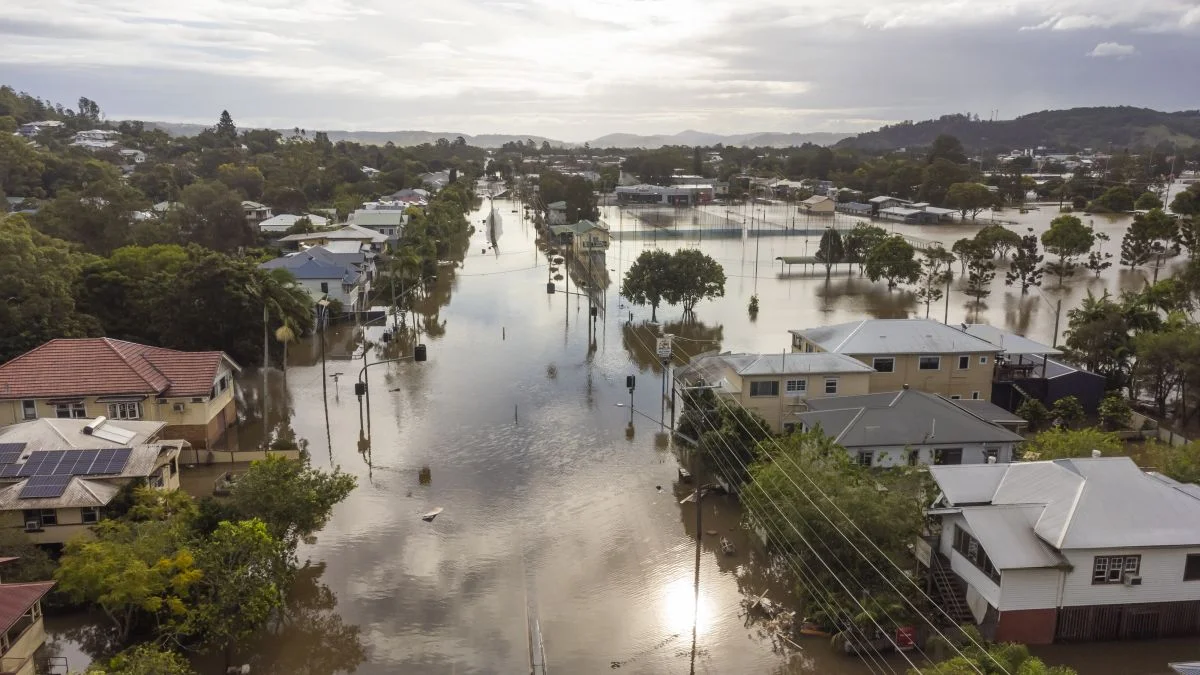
[929,553,975,625]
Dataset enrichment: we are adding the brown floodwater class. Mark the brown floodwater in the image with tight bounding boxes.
[42,198,1195,674]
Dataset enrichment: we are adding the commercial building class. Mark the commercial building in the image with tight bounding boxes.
[616,184,714,206]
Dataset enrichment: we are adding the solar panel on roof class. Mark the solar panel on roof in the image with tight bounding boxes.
[0,451,22,465]
[19,474,72,499]
[92,448,132,475]
[0,464,23,478]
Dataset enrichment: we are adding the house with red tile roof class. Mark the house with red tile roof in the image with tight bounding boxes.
[0,558,53,675]
[0,338,241,450]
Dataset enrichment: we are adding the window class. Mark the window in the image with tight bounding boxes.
[984,448,999,463]
[958,355,970,370]
[1092,555,1141,584]
[935,448,963,465]
[824,378,838,395]
[21,399,37,420]
[950,395,962,400]
[55,401,86,419]
[856,451,873,467]
[785,379,807,394]
[806,344,814,353]
[107,402,142,420]
[907,449,920,466]
[971,391,981,400]
[749,381,779,397]
[80,507,101,524]
[873,357,895,373]
[953,525,1001,585]
[1185,554,1200,581]
[23,509,57,527]
[320,282,330,294]
[980,356,989,365]
[782,423,797,434]
[919,356,941,370]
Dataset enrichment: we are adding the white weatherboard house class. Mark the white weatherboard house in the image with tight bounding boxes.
[922,457,1200,644]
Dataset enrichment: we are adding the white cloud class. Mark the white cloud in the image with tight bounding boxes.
[1087,41,1138,57]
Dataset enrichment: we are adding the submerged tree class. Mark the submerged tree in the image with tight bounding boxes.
[915,246,954,318]
[1005,228,1044,293]
[865,236,921,290]
[815,227,845,279]
[621,249,673,321]
[1041,214,1095,284]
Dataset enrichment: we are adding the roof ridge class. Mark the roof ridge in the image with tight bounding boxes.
[100,339,164,392]
[834,407,868,444]
[833,320,868,352]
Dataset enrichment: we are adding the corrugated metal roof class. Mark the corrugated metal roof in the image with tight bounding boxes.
[964,324,1062,356]
[791,319,1002,355]
[0,419,164,452]
[798,390,1024,448]
[0,581,55,634]
[930,464,1009,504]
[732,352,874,376]
[950,400,1027,425]
[1169,662,1200,675]
[960,506,1069,569]
[934,457,1200,550]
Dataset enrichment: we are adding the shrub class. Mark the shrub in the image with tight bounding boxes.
[1016,398,1050,431]
[1098,393,1132,431]
[1051,395,1086,428]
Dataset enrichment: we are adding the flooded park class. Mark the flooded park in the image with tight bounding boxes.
[42,195,1200,674]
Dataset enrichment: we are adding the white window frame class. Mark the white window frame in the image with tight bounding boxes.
[856,451,873,467]
[55,402,86,419]
[824,378,838,395]
[21,399,37,420]
[107,401,143,420]
[873,357,896,373]
[919,356,941,371]
[979,356,989,365]
[785,379,807,394]
[958,355,970,370]
[80,507,101,524]
[1093,555,1140,584]
[971,391,981,400]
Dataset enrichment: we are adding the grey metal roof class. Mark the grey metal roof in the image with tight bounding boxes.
[797,390,1024,448]
[712,352,874,376]
[791,319,1002,355]
[960,506,1069,569]
[350,210,407,227]
[933,457,1200,550]
[260,254,359,284]
[868,195,899,203]
[548,220,609,237]
[964,324,1062,356]
[949,399,1027,426]
[0,419,164,452]
[931,464,1009,504]
[1170,662,1200,675]
[277,224,388,244]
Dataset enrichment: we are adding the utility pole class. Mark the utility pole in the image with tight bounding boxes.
[1052,298,1062,348]
[943,273,952,325]
[262,303,269,442]
[626,375,636,425]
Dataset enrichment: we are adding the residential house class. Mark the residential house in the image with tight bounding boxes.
[117,149,147,164]
[276,224,389,253]
[547,201,568,225]
[242,201,274,226]
[799,195,835,215]
[260,245,371,312]
[679,351,874,433]
[70,129,120,150]
[796,389,1024,467]
[922,457,1200,644]
[389,188,430,203]
[548,220,611,253]
[0,435,183,546]
[361,166,381,178]
[420,171,451,191]
[0,338,241,449]
[151,201,179,215]
[964,324,1106,414]
[790,319,1002,401]
[868,195,911,213]
[349,208,408,241]
[16,120,63,138]
[0,559,54,675]
[257,213,330,235]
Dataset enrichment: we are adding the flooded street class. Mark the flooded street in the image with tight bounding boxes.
[44,197,1197,674]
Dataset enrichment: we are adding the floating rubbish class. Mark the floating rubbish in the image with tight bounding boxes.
[705,529,718,536]
[655,485,663,492]
[615,402,625,407]
[421,507,444,522]
[418,467,432,485]
[720,537,736,556]
[553,274,564,281]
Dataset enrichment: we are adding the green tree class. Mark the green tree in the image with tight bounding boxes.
[915,246,954,318]
[815,227,845,279]
[0,214,102,362]
[1041,214,1095,284]
[91,645,196,675]
[170,180,254,252]
[1171,183,1200,216]
[227,455,357,555]
[973,225,1021,260]
[0,529,57,582]
[1020,427,1123,461]
[1098,393,1133,431]
[865,236,921,290]
[1084,231,1113,278]
[216,163,266,201]
[0,131,47,197]
[664,249,726,314]
[177,519,286,662]
[945,182,994,220]
[1120,209,1178,280]
[621,249,673,321]
[1050,395,1086,428]
[843,223,888,276]
[54,519,201,642]
[926,134,967,165]
[1005,229,1044,293]
[962,241,996,304]
[1135,191,1163,210]
[215,110,237,144]
[1063,290,1135,383]
[741,431,926,626]
[1016,398,1051,432]
[909,631,1077,674]
[1090,185,1135,212]
[920,158,971,205]
[1175,216,1200,260]
[1134,325,1197,418]
[35,164,149,254]
[1138,440,1200,484]
[564,175,599,222]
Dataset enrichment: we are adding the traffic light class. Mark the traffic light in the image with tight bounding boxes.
[626,375,636,391]
[546,282,555,294]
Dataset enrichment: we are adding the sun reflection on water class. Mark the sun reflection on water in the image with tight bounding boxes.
[661,576,714,637]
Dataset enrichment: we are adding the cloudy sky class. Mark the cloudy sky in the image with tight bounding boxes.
[3,0,1199,141]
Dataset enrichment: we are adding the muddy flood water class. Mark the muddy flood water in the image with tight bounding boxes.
[43,197,1200,674]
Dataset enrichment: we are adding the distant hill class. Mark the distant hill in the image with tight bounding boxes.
[836,107,1200,152]
[587,129,850,149]
[143,122,564,148]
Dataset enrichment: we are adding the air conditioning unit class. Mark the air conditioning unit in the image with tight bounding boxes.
[1123,573,1143,586]
[156,398,168,404]
[172,403,186,412]
[24,520,40,532]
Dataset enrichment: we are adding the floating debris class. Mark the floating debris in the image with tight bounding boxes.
[421,507,443,522]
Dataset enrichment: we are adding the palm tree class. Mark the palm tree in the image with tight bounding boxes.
[247,269,313,441]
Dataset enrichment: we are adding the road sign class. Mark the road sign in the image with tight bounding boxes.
[656,337,672,359]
